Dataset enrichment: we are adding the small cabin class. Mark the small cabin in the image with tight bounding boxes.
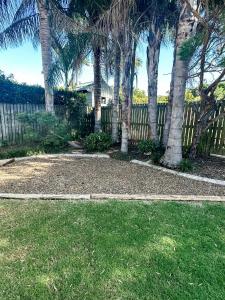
[75,80,113,107]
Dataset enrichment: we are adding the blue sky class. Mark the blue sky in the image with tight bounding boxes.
[0,41,174,95]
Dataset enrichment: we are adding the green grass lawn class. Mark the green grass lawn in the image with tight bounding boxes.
[1,200,225,299]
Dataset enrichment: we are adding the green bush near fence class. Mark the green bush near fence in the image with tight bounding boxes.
[84,132,112,152]
[17,112,72,152]
[138,140,165,164]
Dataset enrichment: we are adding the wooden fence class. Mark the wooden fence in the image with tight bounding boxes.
[101,102,225,155]
[0,102,224,155]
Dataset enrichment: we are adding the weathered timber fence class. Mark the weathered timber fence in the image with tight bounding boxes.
[0,102,225,155]
[101,102,225,155]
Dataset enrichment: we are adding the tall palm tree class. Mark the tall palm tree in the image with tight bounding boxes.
[0,0,54,112]
[161,0,198,168]
[67,0,112,132]
[139,0,178,143]
[37,0,54,112]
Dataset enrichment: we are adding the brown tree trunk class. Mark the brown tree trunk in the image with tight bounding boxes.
[37,0,54,113]
[189,120,203,159]
[147,22,162,143]
[93,45,102,132]
[121,35,132,153]
[161,0,197,168]
[112,44,121,143]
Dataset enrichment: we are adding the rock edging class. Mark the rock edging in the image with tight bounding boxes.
[131,159,225,187]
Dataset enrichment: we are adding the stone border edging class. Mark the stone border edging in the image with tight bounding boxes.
[0,193,225,202]
[211,154,225,160]
[131,159,225,187]
[14,153,110,162]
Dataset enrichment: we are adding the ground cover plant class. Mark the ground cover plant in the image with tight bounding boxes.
[1,200,225,299]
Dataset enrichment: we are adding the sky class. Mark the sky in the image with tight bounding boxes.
[0,41,174,96]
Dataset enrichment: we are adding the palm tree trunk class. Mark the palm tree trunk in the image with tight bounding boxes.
[112,44,121,143]
[37,0,54,113]
[147,23,162,143]
[162,47,177,147]
[128,39,137,139]
[161,0,197,168]
[93,45,102,132]
[121,35,132,153]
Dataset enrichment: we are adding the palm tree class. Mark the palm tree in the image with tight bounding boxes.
[67,0,112,132]
[139,0,178,143]
[50,32,91,90]
[161,0,198,168]
[37,0,54,112]
[0,0,55,112]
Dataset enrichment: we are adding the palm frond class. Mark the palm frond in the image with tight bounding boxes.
[12,0,36,23]
[0,14,39,48]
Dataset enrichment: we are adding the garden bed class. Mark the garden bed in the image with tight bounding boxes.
[0,156,225,196]
[189,155,225,181]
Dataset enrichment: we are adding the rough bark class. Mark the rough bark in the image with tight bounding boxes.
[112,44,121,143]
[189,121,203,159]
[147,23,162,143]
[162,47,177,147]
[128,40,137,139]
[161,0,197,168]
[121,36,132,153]
[93,45,102,132]
[37,0,54,113]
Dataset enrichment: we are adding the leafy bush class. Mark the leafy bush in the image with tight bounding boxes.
[0,147,43,159]
[84,132,112,152]
[151,146,165,164]
[138,139,165,164]
[18,112,71,151]
[138,140,155,154]
[179,159,193,172]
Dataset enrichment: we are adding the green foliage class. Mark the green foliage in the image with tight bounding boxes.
[0,70,44,104]
[179,34,203,61]
[18,112,71,151]
[133,89,148,104]
[0,70,86,105]
[185,89,200,102]
[0,147,44,159]
[84,132,112,152]
[179,159,193,172]
[138,140,165,164]
[215,83,225,100]
[157,95,168,103]
[138,140,155,154]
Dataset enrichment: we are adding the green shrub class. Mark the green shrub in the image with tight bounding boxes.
[138,139,165,164]
[179,159,193,172]
[0,147,44,159]
[84,132,112,152]
[138,140,155,154]
[18,112,71,151]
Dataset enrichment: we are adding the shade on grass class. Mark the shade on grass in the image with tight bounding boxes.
[1,200,225,299]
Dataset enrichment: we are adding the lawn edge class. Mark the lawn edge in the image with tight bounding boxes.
[0,193,225,202]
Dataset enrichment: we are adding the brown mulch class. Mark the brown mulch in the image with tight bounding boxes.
[0,157,225,196]
[190,156,225,181]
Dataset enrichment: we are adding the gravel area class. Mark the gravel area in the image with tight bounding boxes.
[0,157,225,196]
[190,156,225,181]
